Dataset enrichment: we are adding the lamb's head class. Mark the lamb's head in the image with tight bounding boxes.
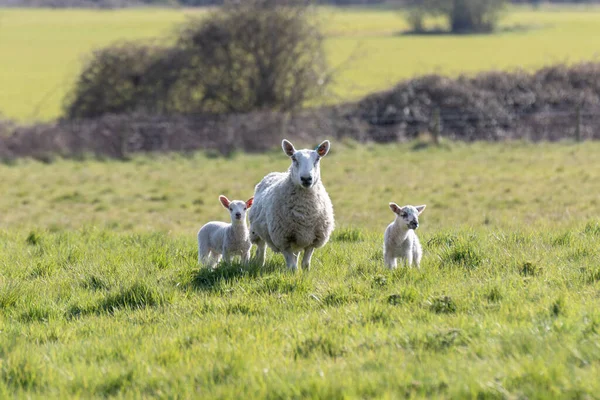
[389,203,426,230]
[219,195,253,223]
[282,139,330,189]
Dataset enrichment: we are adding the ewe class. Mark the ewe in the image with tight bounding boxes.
[249,139,334,272]
[384,203,426,269]
[197,195,253,267]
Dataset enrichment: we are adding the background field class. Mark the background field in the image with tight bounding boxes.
[2,6,600,121]
[1,142,600,397]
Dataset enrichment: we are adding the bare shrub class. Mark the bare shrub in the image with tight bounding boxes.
[355,62,600,141]
[4,63,600,161]
[64,42,175,119]
[64,0,328,119]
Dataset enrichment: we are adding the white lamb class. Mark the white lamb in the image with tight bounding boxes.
[249,139,334,272]
[197,195,254,267]
[384,203,426,269]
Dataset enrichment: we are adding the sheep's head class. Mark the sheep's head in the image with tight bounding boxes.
[282,139,330,189]
[389,203,426,230]
[220,195,253,223]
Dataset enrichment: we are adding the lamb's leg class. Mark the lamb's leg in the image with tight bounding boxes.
[413,240,422,270]
[204,251,215,268]
[242,249,251,265]
[282,249,299,272]
[413,249,421,269]
[384,255,397,270]
[212,251,222,268]
[198,237,209,264]
[301,246,315,271]
[222,248,231,264]
[404,252,413,268]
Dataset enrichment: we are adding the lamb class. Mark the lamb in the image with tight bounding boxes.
[197,195,254,267]
[249,139,334,272]
[384,203,426,269]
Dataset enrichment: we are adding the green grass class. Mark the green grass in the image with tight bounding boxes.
[1,141,600,397]
[2,6,600,121]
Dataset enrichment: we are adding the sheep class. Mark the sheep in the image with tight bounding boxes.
[384,203,426,269]
[197,195,254,268]
[249,139,334,272]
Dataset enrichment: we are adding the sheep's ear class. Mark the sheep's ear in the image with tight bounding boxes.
[415,205,426,215]
[389,202,402,214]
[219,195,230,209]
[316,140,330,157]
[246,197,254,209]
[282,139,296,157]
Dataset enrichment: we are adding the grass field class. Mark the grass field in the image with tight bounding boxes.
[2,6,600,121]
[1,141,600,397]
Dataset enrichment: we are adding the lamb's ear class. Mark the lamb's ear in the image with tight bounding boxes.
[316,140,330,157]
[389,202,402,214]
[219,195,230,209]
[282,139,296,157]
[415,205,426,214]
[245,197,254,209]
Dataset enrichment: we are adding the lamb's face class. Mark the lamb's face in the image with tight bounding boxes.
[219,196,253,223]
[282,139,330,189]
[389,203,426,230]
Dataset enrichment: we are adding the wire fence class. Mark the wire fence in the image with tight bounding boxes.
[1,105,598,161]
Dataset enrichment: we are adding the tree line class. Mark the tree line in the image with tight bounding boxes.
[5,0,599,7]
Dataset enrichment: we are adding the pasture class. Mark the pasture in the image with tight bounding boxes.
[1,141,599,397]
[2,6,600,121]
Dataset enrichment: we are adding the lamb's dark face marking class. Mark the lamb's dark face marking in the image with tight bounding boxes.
[389,203,426,230]
[282,139,330,190]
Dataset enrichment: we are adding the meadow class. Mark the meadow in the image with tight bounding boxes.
[1,141,600,398]
[2,6,600,121]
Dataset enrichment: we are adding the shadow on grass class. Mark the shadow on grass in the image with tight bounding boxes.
[187,259,283,292]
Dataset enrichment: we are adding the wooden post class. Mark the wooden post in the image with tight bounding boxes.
[433,107,441,145]
[575,104,582,142]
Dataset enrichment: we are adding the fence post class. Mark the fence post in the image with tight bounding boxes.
[432,107,441,145]
[575,104,582,142]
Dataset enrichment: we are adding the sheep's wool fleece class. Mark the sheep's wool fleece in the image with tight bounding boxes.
[250,172,334,253]
[384,224,419,259]
[198,222,251,255]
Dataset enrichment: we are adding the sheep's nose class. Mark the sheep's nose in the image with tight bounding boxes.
[410,222,419,229]
[235,212,241,219]
[300,176,312,187]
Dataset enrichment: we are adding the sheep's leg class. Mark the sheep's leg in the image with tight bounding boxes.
[282,250,299,272]
[254,240,267,266]
[301,246,315,271]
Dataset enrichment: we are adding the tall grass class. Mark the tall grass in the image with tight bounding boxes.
[0,142,599,396]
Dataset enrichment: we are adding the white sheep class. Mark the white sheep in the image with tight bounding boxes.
[249,139,334,272]
[384,203,426,269]
[197,195,254,267]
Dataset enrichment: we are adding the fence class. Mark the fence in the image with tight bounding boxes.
[0,105,598,161]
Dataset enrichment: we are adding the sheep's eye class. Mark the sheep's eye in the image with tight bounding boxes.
[244,207,247,211]
[291,156,297,163]
[401,212,407,218]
